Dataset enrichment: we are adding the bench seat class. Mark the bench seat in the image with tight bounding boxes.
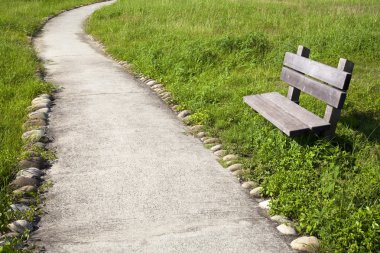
[244,92,330,137]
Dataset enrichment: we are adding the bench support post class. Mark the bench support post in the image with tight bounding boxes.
[323,58,354,138]
[287,45,310,104]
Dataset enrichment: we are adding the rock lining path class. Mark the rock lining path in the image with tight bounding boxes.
[32,2,293,252]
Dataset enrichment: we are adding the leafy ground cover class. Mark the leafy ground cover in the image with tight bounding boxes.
[87,0,380,251]
[0,0,101,246]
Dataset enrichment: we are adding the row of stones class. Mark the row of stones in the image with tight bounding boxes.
[0,94,53,247]
[136,75,320,253]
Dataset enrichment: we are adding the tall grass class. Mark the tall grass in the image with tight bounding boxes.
[0,0,101,234]
[87,0,380,251]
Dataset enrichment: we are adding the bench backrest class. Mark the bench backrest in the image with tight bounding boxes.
[281,45,354,136]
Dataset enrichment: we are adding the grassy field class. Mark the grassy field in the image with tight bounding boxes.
[87,0,380,251]
[0,0,101,243]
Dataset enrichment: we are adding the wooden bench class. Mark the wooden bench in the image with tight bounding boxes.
[244,45,354,137]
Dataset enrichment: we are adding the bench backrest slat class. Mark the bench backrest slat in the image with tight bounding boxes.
[281,67,346,109]
[283,52,351,90]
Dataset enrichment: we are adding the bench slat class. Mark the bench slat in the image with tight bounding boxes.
[283,52,351,90]
[261,92,330,132]
[281,67,347,109]
[244,94,311,136]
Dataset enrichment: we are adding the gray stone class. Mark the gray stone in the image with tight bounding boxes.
[177,110,191,119]
[259,199,271,209]
[10,204,30,212]
[196,132,206,138]
[210,144,222,152]
[228,163,242,172]
[7,220,33,234]
[270,215,292,224]
[28,107,49,117]
[146,80,156,86]
[290,236,320,252]
[276,224,297,235]
[17,167,45,179]
[32,98,51,106]
[232,170,242,176]
[28,111,48,121]
[171,105,179,111]
[9,177,39,190]
[13,185,38,195]
[223,154,238,161]
[250,187,263,197]
[203,138,219,144]
[27,101,51,112]
[23,118,47,130]
[0,232,20,240]
[151,84,163,89]
[22,129,47,143]
[18,156,48,169]
[214,150,227,157]
[18,198,36,205]
[241,181,257,189]
[226,160,234,166]
[161,92,171,100]
[39,94,52,100]
[190,125,203,133]
[200,137,209,142]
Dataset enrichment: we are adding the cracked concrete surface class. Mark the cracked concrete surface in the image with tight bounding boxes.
[31,2,293,252]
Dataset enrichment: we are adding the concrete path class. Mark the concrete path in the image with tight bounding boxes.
[32,2,293,252]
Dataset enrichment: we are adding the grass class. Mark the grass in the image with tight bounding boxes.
[0,0,101,245]
[87,0,380,252]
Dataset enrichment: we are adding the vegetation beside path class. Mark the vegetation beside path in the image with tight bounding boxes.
[0,0,101,245]
[87,0,380,252]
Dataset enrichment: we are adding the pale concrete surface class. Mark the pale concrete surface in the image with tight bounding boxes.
[32,2,294,252]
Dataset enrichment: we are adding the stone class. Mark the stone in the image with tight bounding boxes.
[226,160,234,166]
[10,204,30,212]
[9,177,39,190]
[241,181,257,189]
[277,224,297,235]
[232,170,242,176]
[177,110,191,119]
[32,97,51,105]
[270,215,292,224]
[161,92,171,99]
[146,80,156,86]
[18,156,48,169]
[22,130,48,142]
[28,107,49,117]
[259,199,270,209]
[151,84,163,89]
[203,138,219,144]
[23,119,47,130]
[200,137,209,142]
[250,187,263,197]
[214,150,227,157]
[0,232,20,240]
[13,185,38,195]
[28,111,48,121]
[17,167,45,179]
[31,142,47,150]
[223,154,238,161]
[290,236,320,252]
[227,163,242,172]
[18,198,36,205]
[38,94,52,100]
[27,101,51,112]
[190,125,203,133]
[196,132,206,138]
[210,144,222,152]
[7,220,33,234]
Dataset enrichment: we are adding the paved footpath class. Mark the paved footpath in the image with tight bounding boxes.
[32,2,293,252]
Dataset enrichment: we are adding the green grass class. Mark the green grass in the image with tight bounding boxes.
[87,0,380,251]
[0,0,101,242]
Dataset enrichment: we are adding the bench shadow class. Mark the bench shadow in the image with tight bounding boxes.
[340,111,380,144]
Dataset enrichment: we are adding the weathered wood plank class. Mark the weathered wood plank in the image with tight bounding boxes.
[244,94,311,136]
[262,92,330,132]
[283,52,352,90]
[287,46,310,104]
[281,67,346,108]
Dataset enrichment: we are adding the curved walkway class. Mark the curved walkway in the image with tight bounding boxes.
[32,2,293,252]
